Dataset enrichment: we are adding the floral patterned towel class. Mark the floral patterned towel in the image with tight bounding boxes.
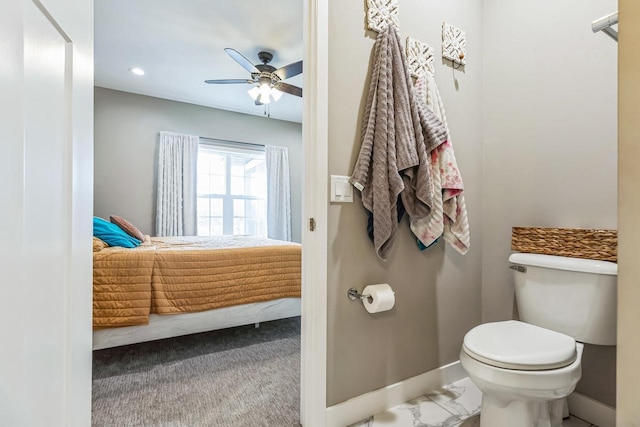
[411,73,470,255]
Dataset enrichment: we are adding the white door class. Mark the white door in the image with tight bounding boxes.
[0,0,93,426]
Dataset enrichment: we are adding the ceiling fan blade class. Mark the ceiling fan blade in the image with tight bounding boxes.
[204,79,252,84]
[274,82,302,97]
[272,60,303,80]
[224,48,260,73]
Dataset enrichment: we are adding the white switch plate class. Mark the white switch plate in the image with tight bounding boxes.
[330,175,354,203]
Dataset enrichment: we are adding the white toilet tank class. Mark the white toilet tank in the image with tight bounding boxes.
[509,253,617,346]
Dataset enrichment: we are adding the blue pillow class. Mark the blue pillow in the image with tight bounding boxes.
[93,217,141,248]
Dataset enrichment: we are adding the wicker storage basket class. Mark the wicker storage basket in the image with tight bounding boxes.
[511,227,617,262]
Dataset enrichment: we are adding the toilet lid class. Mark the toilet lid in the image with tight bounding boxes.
[463,320,577,370]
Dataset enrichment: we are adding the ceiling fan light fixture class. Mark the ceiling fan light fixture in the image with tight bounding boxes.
[259,83,271,99]
[248,86,260,100]
[270,87,283,102]
[250,82,279,104]
[206,49,303,108]
[258,93,272,104]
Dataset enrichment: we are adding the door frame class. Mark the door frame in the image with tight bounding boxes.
[81,0,329,424]
[1,0,94,425]
[301,0,329,425]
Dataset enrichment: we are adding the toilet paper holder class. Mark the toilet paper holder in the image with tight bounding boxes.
[347,287,373,303]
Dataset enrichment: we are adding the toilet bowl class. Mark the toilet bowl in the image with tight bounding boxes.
[460,320,583,427]
[460,253,617,427]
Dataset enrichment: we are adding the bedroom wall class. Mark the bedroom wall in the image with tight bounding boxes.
[482,0,618,407]
[326,0,484,405]
[94,87,303,243]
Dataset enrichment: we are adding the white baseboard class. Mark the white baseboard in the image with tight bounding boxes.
[324,364,615,427]
[325,361,466,427]
[568,391,616,427]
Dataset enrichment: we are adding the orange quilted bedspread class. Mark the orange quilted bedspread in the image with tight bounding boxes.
[93,244,156,328]
[93,236,301,329]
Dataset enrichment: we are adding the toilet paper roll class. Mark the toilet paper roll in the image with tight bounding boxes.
[362,284,395,314]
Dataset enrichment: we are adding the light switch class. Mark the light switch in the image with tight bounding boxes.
[330,175,354,203]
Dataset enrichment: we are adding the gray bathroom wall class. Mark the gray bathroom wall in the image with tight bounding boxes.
[326,0,484,406]
[482,0,618,407]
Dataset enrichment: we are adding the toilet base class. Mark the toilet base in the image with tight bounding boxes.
[480,395,566,427]
[460,341,583,427]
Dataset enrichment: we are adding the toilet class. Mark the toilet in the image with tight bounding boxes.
[460,253,617,427]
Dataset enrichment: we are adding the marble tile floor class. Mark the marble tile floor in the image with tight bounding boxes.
[348,378,597,427]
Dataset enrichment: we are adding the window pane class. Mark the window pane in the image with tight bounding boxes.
[230,156,266,196]
[197,197,225,237]
[233,217,245,235]
[198,151,226,195]
[245,160,266,196]
[245,158,265,178]
[197,196,211,236]
[197,153,210,175]
[231,176,244,195]
[211,217,223,236]
[244,177,257,197]
[210,175,225,194]
[210,153,226,174]
[257,199,266,215]
[230,157,245,176]
[245,218,259,236]
[211,198,223,216]
[233,199,245,217]
[197,216,209,236]
[244,199,257,217]
[197,174,210,194]
[230,156,247,177]
[197,197,210,217]
[231,199,267,237]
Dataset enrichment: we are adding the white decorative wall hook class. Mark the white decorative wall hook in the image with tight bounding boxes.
[442,21,467,67]
[406,37,435,78]
[366,0,400,34]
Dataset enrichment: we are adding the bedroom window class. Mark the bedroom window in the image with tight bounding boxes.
[197,140,267,237]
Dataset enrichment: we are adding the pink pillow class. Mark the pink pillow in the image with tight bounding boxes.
[110,215,145,241]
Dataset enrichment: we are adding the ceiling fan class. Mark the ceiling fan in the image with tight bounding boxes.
[205,48,303,105]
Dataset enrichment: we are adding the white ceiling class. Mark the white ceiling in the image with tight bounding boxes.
[95,0,303,123]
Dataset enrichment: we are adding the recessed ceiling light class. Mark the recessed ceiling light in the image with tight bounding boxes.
[129,67,145,76]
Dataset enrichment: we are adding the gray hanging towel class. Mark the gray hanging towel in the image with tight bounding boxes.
[350,25,448,260]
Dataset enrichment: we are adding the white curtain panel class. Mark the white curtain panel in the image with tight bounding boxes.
[265,146,292,241]
[155,131,199,236]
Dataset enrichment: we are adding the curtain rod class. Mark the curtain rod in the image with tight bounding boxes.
[199,136,265,150]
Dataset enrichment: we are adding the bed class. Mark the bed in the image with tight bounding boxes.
[92,235,301,350]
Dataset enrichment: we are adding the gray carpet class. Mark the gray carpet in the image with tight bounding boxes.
[92,317,301,427]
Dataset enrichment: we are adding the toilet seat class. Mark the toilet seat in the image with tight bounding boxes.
[463,320,577,370]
